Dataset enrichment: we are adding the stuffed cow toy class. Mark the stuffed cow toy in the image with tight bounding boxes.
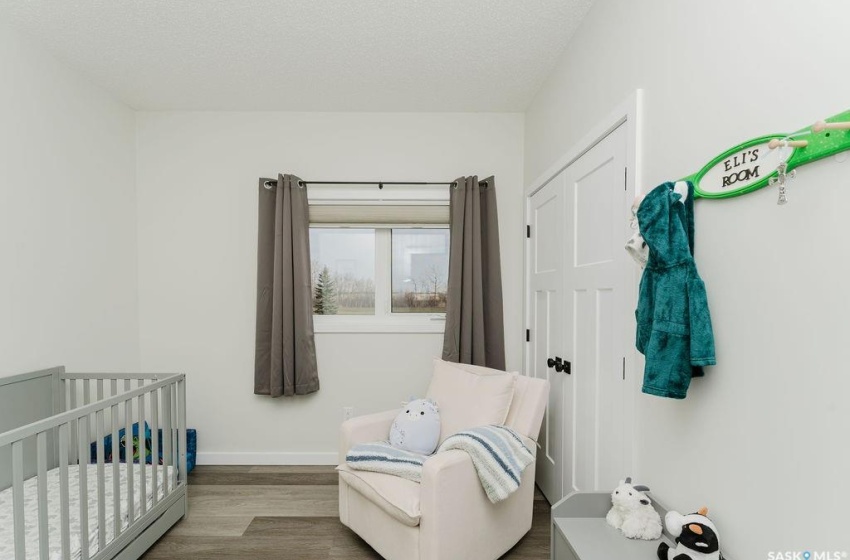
[657,507,725,560]
[606,477,662,540]
[389,398,441,455]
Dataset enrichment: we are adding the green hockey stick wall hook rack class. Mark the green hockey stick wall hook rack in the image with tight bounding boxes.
[683,109,850,201]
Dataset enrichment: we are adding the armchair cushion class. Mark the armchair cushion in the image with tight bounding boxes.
[426,359,516,443]
[337,464,421,527]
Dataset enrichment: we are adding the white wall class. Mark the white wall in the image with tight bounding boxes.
[135,112,524,464]
[525,1,850,557]
[0,26,140,374]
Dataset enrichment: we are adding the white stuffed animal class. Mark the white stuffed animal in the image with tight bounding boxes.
[657,507,724,560]
[389,398,440,455]
[605,477,662,540]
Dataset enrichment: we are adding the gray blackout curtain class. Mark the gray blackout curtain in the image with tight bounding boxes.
[254,174,320,397]
[442,176,506,370]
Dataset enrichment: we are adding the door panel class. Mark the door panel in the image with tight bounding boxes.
[575,161,616,267]
[534,195,560,274]
[595,288,625,489]
[535,291,556,466]
[563,124,629,493]
[529,174,566,503]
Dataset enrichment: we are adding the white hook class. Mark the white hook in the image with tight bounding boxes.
[813,120,850,133]
[767,138,808,149]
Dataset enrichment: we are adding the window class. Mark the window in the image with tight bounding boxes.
[310,228,375,315]
[309,226,450,332]
[306,183,450,332]
[391,228,449,313]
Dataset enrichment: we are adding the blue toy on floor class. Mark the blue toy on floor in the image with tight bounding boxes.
[90,423,197,472]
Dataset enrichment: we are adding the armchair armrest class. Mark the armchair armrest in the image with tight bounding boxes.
[419,450,486,560]
[419,443,538,560]
[421,449,472,485]
[339,408,400,463]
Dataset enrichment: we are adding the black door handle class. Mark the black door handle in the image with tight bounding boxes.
[553,357,571,374]
[547,357,570,374]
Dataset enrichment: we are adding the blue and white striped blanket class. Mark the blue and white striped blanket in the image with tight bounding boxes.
[345,442,428,482]
[345,425,534,503]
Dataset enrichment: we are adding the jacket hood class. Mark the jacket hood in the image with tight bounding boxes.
[637,181,695,268]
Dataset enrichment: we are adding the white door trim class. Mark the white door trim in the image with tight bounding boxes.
[524,90,643,198]
[523,89,643,481]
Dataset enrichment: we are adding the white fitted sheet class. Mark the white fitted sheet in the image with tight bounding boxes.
[0,464,175,560]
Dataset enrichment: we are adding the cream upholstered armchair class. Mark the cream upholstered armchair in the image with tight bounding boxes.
[338,359,550,560]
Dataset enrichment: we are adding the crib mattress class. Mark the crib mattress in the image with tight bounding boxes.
[0,464,175,560]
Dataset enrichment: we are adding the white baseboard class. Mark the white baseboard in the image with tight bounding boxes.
[196,451,338,465]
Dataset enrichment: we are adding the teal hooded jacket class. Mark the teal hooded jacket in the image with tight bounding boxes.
[636,182,715,399]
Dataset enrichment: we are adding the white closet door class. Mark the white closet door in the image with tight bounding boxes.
[563,123,630,494]
[529,172,568,503]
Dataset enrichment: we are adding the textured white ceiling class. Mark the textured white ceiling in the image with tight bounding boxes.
[0,0,593,111]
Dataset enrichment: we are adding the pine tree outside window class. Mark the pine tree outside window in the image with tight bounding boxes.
[309,228,376,316]
[312,266,339,315]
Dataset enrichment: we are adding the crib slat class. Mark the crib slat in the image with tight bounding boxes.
[162,385,172,492]
[12,440,26,559]
[138,389,147,515]
[37,432,49,560]
[95,379,106,550]
[124,379,135,522]
[111,403,121,537]
[59,377,67,413]
[110,377,120,536]
[55,378,66,472]
[70,378,78,464]
[85,379,94,458]
[151,389,159,505]
[170,383,178,491]
[96,408,106,551]
[59,423,71,559]
[178,377,187,487]
[78,418,90,560]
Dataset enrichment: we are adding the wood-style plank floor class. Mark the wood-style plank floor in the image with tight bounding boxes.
[142,465,551,559]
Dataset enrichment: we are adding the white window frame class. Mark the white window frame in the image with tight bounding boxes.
[309,184,449,334]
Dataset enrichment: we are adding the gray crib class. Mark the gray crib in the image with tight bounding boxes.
[0,366,188,560]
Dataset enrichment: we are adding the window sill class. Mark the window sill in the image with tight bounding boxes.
[313,317,446,334]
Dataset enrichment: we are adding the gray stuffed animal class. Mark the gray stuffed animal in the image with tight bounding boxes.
[389,398,440,455]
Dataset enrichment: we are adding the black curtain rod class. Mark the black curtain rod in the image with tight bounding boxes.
[262,179,488,190]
